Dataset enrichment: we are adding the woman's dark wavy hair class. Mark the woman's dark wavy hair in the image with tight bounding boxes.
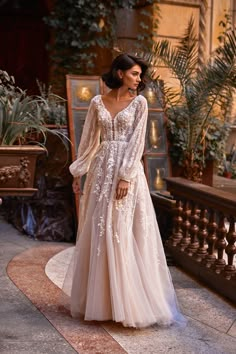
[102,53,148,92]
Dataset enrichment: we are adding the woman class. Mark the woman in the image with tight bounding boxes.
[63,53,185,328]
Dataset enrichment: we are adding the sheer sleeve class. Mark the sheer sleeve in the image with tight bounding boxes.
[118,95,148,181]
[69,98,100,177]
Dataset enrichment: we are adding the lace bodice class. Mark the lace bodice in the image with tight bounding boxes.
[96,95,142,143]
[69,94,148,181]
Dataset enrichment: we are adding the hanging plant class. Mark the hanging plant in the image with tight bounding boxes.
[44,0,159,75]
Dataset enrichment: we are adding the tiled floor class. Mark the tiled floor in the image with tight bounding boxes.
[1,215,236,354]
[0,217,76,354]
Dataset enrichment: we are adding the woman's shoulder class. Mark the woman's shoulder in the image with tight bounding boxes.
[90,94,101,104]
[88,95,102,111]
[136,94,147,101]
[136,94,148,107]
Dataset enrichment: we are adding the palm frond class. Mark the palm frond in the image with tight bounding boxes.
[189,29,236,145]
[145,20,236,169]
[150,16,198,89]
[176,16,199,75]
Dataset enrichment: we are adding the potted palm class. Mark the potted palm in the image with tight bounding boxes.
[146,18,236,185]
[0,70,68,196]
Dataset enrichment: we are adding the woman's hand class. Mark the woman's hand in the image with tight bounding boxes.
[116,179,129,200]
[72,177,81,194]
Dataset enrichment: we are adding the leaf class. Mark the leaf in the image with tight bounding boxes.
[145,19,236,166]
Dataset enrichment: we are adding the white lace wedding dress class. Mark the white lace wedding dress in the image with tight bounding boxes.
[62,94,185,328]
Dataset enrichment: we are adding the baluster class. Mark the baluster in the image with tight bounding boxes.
[186,202,200,256]
[179,200,191,251]
[169,199,183,246]
[224,216,236,280]
[195,208,208,262]
[214,213,227,273]
[204,209,217,267]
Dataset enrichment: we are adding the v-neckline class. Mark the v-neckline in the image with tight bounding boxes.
[100,95,139,121]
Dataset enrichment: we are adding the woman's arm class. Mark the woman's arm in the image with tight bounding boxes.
[69,98,100,178]
[118,96,148,181]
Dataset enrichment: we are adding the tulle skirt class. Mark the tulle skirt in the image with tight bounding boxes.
[62,141,186,328]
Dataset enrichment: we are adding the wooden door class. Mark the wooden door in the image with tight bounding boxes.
[0,0,49,94]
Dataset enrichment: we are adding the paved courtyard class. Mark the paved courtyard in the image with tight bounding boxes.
[0,214,236,354]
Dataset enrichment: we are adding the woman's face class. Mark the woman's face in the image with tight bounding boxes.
[119,64,142,91]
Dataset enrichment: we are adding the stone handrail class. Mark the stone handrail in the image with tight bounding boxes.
[165,177,236,303]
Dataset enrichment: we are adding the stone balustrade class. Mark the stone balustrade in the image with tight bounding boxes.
[165,177,236,303]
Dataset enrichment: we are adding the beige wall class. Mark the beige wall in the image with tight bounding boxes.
[210,0,236,122]
[155,1,200,84]
[157,3,200,37]
[156,0,234,53]
[153,0,236,122]
[211,0,233,51]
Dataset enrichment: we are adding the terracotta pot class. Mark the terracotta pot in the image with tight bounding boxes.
[223,171,233,179]
[202,160,214,186]
[0,146,45,196]
[171,160,214,186]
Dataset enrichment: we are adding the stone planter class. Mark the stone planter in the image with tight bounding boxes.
[0,146,45,196]
[1,134,75,242]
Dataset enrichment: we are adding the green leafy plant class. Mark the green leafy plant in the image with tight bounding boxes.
[219,145,236,179]
[36,80,67,125]
[44,0,159,75]
[0,94,44,145]
[0,70,69,147]
[218,11,233,44]
[146,18,236,182]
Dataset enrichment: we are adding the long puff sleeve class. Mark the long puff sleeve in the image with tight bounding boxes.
[118,96,148,181]
[69,98,100,177]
